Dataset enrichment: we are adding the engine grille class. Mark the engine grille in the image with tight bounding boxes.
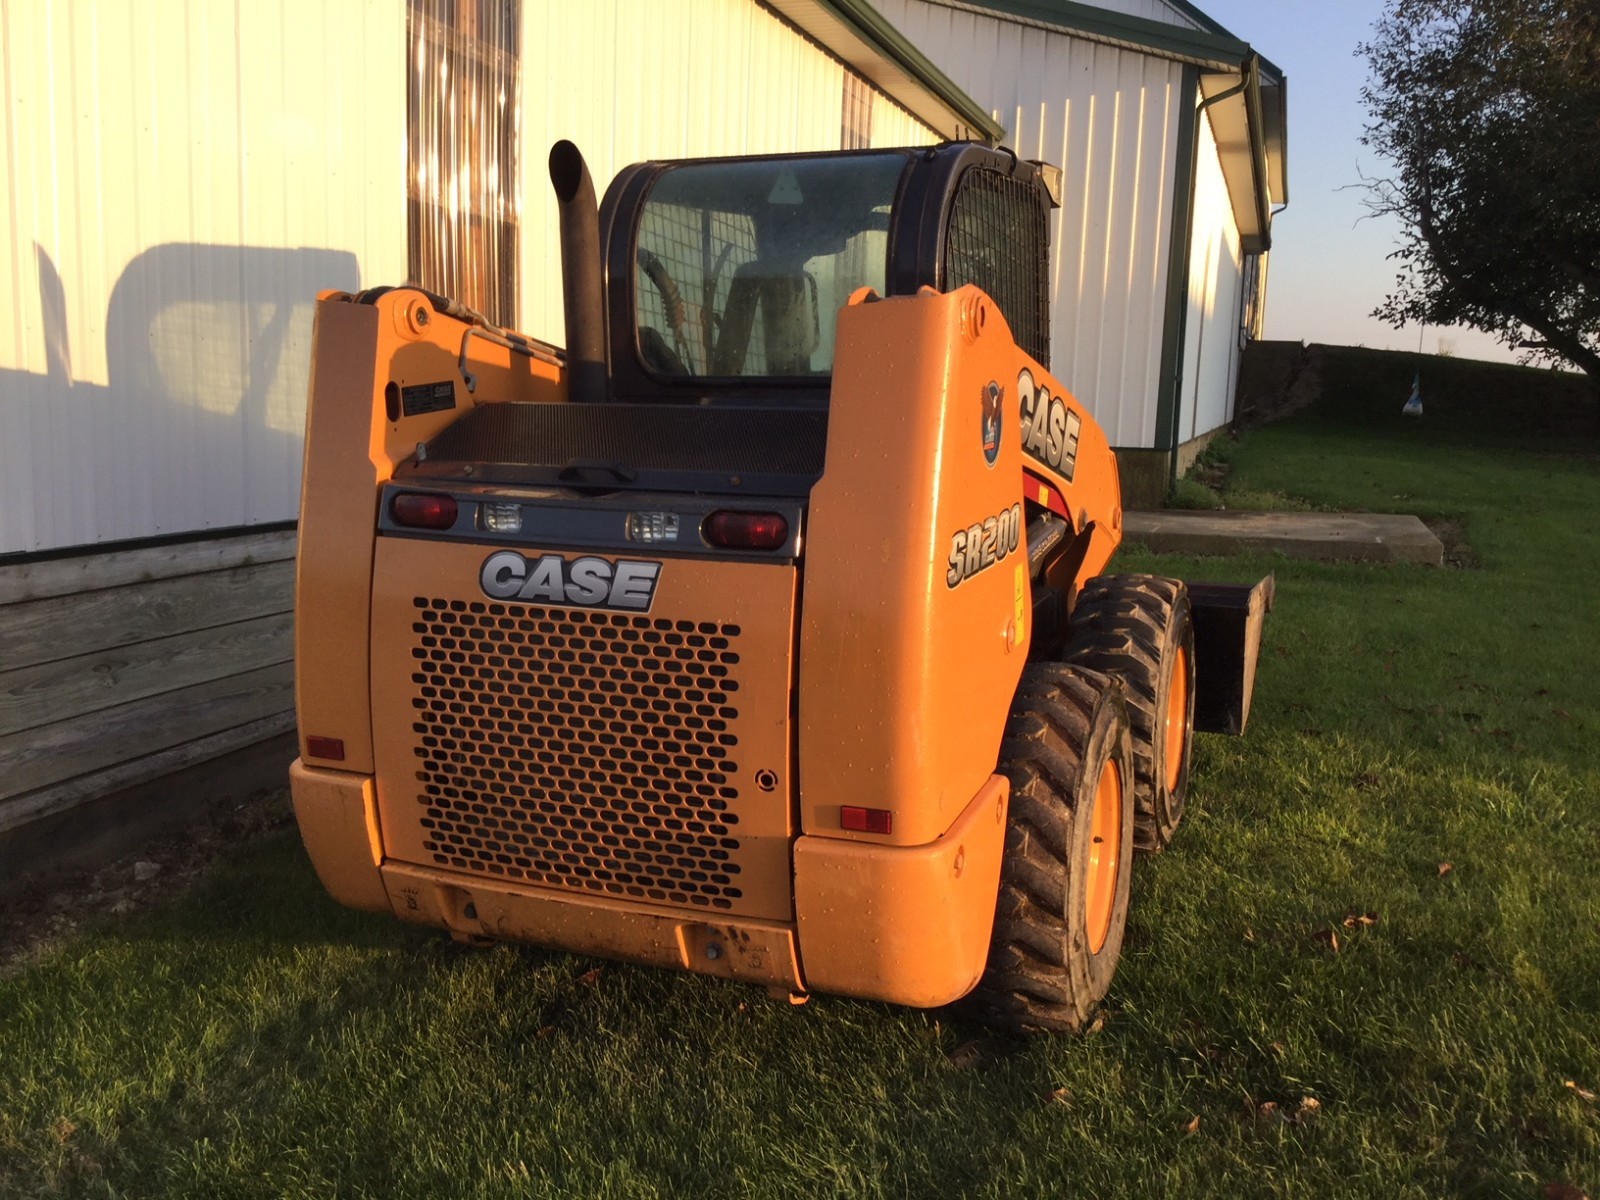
[406,597,749,909]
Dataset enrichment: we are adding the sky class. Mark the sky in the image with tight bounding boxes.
[1194,0,1521,364]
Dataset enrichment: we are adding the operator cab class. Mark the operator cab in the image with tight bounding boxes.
[600,143,1058,406]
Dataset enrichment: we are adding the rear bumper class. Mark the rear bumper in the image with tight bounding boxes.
[290,760,1008,1007]
[793,774,1009,1008]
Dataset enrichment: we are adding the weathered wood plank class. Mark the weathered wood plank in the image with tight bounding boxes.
[0,662,296,801]
[0,559,294,671]
[0,612,294,737]
[0,711,297,838]
[0,529,297,607]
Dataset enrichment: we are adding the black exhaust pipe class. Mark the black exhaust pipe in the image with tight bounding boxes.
[548,140,607,403]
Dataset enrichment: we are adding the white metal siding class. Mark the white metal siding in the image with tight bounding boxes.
[1179,103,1244,442]
[0,0,405,555]
[2,0,937,555]
[515,0,936,348]
[879,0,1185,448]
[871,91,941,148]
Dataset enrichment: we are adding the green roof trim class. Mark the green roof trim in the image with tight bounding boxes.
[802,0,1007,143]
[1156,62,1203,456]
[947,0,1251,71]
[1156,0,1286,81]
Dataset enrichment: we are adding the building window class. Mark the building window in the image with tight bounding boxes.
[407,0,521,327]
[841,71,873,149]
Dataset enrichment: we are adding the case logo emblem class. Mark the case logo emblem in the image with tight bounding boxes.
[981,381,1004,467]
[1018,368,1082,482]
[479,551,661,611]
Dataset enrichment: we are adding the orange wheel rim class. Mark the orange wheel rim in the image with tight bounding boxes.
[1163,644,1189,795]
[1085,757,1123,954]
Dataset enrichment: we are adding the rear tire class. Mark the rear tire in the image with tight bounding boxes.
[1064,575,1195,852]
[970,664,1135,1034]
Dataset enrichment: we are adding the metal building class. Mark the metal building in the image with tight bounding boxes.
[0,0,1284,865]
[877,0,1288,497]
[0,0,996,863]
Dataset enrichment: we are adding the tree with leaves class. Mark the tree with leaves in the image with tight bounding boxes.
[1360,1,1600,393]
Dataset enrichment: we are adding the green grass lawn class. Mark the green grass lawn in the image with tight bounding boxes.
[4,397,1599,1198]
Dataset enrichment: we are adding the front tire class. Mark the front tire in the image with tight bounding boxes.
[970,664,1135,1034]
[1064,575,1195,852]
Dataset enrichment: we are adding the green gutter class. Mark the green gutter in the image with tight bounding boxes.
[1154,63,1203,463]
[1241,54,1273,252]
[946,0,1249,70]
[814,0,1006,143]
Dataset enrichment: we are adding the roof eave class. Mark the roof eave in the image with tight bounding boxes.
[1198,53,1286,252]
[925,0,1248,71]
[767,0,1006,144]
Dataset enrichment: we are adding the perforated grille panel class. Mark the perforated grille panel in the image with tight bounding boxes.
[405,598,751,909]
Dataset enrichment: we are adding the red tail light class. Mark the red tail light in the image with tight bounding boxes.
[391,492,458,529]
[840,805,893,835]
[306,735,345,761]
[702,510,788,550]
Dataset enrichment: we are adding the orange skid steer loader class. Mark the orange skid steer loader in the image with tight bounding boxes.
[290,141,1271,1032]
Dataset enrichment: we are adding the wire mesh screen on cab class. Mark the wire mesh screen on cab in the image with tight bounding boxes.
[944,168,1051,369]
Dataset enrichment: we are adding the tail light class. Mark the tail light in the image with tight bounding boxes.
[305,735,345,761]
[702,510,788,550]
[391,492,458,529]
[840,805,893,834]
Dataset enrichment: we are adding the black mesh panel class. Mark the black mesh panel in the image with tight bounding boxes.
[944,169,1051,368]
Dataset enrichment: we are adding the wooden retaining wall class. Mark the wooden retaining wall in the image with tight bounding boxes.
[0,530,297,853]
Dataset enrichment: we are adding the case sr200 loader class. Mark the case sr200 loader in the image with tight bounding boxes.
[290,141,1270,1032]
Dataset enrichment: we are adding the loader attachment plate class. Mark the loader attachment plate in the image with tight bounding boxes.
[1187,574,1275,736]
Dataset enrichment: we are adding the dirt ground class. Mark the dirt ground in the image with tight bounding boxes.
[0,788,295,977]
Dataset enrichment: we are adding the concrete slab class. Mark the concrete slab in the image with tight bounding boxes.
[1123,510,1444,566]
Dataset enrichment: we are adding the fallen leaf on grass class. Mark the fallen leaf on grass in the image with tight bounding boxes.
[52,1117,76,1144]
[1047,1087,1072,1106]
[1438,862,1454,876]
[1085,1012,1109,1035]
[1342,911,1380,929]
[1250,1096,1321,1127]
[1183,1114,1201,1135]
[535,1025,557,1039]
[1565,1080,1598,1104]
[1314,928,1341,953]
[1542,1184,1589,1200]
[576,968,603,986]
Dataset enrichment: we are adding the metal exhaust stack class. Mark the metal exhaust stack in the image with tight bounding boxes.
[548,140,607,403]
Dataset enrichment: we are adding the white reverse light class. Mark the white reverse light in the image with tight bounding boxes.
[480,502,522,533]
[627,512,680,543]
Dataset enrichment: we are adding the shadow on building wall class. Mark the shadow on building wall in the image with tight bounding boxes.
[2,243,361,554]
